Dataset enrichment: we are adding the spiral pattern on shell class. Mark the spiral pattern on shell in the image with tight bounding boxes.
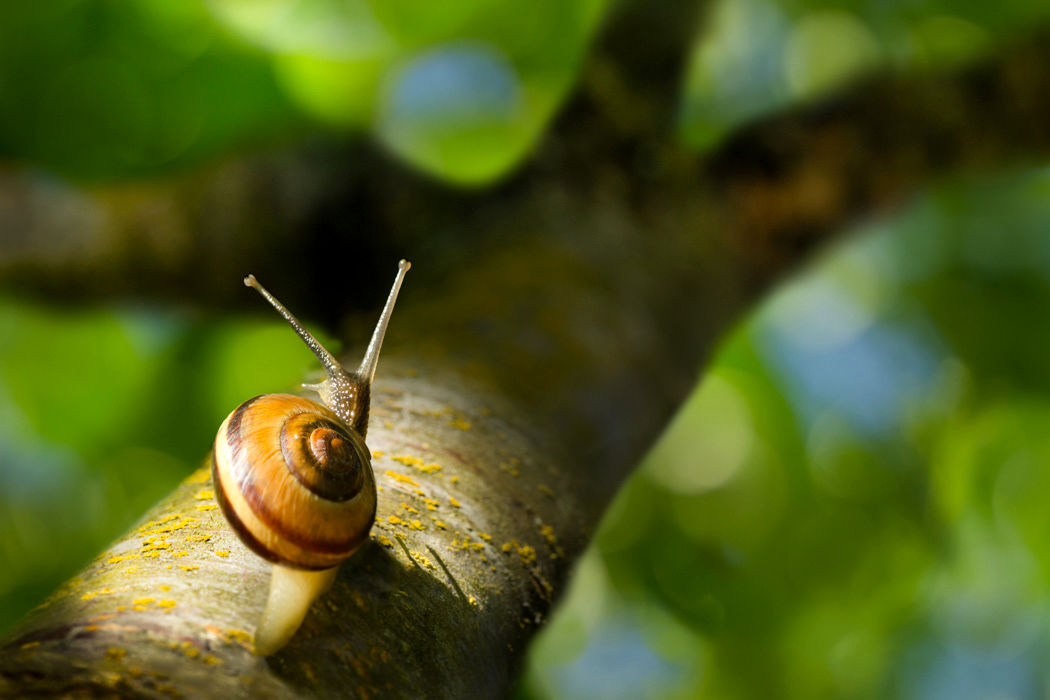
[212,394,377,570]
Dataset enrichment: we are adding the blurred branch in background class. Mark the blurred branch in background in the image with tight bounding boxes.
[708,27,1050,289]
[4,21,1050,321]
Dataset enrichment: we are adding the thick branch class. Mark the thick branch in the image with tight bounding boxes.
[0,200,728,698]
[3,19,1050,700]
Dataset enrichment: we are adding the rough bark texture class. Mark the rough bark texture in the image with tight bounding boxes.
[0,361,585,698]
[4,2,1050,697]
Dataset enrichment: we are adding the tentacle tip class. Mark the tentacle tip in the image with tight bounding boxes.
[244,274,258,288]
[398,259,411,272]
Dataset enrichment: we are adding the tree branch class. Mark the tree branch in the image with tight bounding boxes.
[556,0,705,142]
[0,1,710,319]
[5,27,1050,320]
[4,16,1050,700]
[708,29,1050,291]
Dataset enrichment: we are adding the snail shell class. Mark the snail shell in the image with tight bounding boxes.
[212,394,377,570]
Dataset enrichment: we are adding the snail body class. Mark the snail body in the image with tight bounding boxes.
[211,261,410,655]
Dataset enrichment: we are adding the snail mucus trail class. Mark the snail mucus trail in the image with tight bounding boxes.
[211,260,410,655]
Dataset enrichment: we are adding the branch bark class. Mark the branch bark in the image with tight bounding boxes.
[3,11,1050,700]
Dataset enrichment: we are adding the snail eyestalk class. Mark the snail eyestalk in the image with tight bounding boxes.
[358,259,411,383]
[243,274,345,381]
[242,262,410,435]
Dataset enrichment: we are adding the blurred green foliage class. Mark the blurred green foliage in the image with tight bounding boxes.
[0,0,606,184]
[0,299,341,632]
[0,2,300,179]
[680,0,1050,148]
[520,169,1050,699]
[3,0,1050,698]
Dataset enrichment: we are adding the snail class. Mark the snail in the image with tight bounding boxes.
[211,260,410,655]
